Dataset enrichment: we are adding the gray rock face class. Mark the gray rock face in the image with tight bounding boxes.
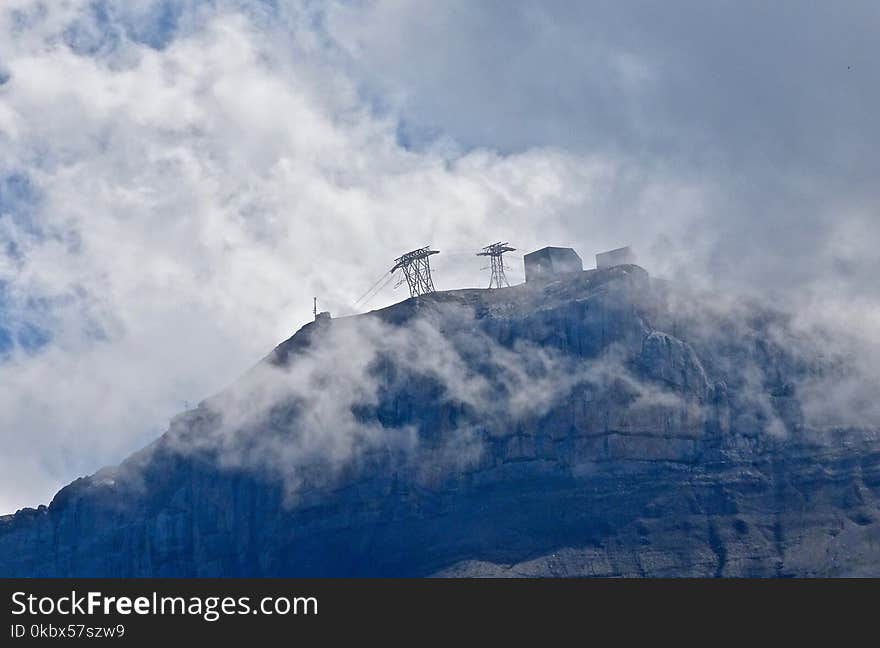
[2,264,880,577]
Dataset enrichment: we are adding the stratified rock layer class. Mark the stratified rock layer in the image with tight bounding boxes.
[2,265,879,576]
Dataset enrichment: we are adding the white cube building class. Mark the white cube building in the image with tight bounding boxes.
[595,246,636,270]
[523,247,583,283]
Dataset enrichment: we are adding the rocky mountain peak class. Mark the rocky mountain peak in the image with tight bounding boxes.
[2,264,879,577]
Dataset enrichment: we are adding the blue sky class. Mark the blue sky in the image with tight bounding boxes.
[0,0,878,512]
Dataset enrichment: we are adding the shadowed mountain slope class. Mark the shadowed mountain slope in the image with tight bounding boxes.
[2,265,879,576]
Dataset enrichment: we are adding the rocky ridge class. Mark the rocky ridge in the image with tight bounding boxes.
[2,265,879,576]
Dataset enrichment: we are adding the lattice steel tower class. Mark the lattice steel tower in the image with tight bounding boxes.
[477,242,515,289]
[392,246,440,297]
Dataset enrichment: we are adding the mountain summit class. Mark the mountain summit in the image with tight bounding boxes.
[2,265,879,576]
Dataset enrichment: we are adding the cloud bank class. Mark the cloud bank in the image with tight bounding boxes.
[0,0,878,512]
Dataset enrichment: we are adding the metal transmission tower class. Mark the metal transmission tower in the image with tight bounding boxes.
[477,242,515,288]
[391,246,440,297]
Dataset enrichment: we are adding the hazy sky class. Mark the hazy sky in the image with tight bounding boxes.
[1,0,878,512]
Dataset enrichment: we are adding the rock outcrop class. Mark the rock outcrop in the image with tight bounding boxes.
[2,264,879,576]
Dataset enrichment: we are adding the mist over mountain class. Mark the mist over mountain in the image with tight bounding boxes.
[2,264,879,577]
[2,1,879,520]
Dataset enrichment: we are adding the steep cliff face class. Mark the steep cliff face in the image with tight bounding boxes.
[2,265,880,577]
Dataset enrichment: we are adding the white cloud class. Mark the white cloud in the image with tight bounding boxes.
[0,1,704,512]
[1,0,877,513]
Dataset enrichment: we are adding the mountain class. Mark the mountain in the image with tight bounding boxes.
[2,264,880,577]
